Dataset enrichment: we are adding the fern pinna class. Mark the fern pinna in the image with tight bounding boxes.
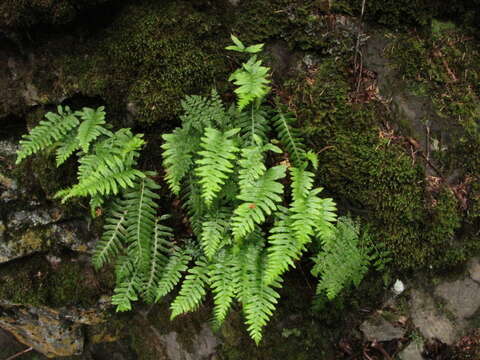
[158,35,372,344]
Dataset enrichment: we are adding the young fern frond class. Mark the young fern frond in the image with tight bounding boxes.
[312,217,370,300]
[16,106,80,164]
[76,106,109,153]
[195,128,240,206]
[232,165,286,240]
[155,246,192,300]
[228,55,270,111]
[272,111,306,166]
[161,128,199,195]
[170,257,210,319]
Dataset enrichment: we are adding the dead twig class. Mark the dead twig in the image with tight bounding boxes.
[4,347,33,360]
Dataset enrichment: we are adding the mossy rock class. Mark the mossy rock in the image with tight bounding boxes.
[285,58,471,271]
[0,254,113,308]
[57,0,231,125]
[0,0,109,28]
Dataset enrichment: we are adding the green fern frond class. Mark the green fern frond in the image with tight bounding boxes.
[233,105,271,145]
[200,209,230,260]
[55,133,146,202]
[229,55,270,111]
[182,177,207,237]
[312,217,370,300]
[195,128,240,206]
[240,249,281,345]
[289,167,337,247]
[112,258,141,312]
[170,257,210,319]
[155,246,192,300]
[92,200,128,269]
[143,216,173,303]
[264,211,302,285]
[123,175,161,271]
[181,90,228,132]
[76,107,109,153]
[237,138,282,189]
[210,250,238,326]
[161,128,199,195]
[232,165,286,240]
[272,111,306,166]
[16,106,80,164]
[55,130,80,166]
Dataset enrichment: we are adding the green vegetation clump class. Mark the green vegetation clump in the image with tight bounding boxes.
[286,59,466,271]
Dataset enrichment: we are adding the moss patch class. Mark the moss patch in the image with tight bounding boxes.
[284,58,469,271]
[0,255,112,307]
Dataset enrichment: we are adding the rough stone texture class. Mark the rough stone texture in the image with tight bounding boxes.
[468,258,480,284]
[360,315,406,342]
[0,303,87,357]
[363,33,455,177]
[435,278,480,319]
[399,341,424,360]
[410,290,456,344]
[162,323,219,360]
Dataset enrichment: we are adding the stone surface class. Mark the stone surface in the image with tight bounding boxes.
[435,278,480,319]
[0,303,86,357]
[410,290,456,344]
[162,323,219,360]
[468,258,480,284]
[360,315,406,342]
[399,341,424,360]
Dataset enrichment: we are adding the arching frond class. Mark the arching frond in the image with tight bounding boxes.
[170,257,210,319]
[16,106,80,164]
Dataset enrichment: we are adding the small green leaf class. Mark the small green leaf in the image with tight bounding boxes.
[245,43,264,54]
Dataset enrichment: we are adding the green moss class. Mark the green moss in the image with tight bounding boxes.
[0,255,112,307]
[0,0,108,28]
[285,59,467,271]
[59,0,231,124]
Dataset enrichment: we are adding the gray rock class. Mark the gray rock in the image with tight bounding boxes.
[162,323,219,360]
[435,278,480,319]
[399,341,424,360]
[7,209,54,231]
[468,258,480,284]
[410,290,456,344]
[360,316,405,342]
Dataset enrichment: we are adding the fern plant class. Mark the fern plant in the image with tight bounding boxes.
[156,35,373,344]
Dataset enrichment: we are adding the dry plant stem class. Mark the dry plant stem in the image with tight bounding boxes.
[354,0,366,94]
[4,347,33,360]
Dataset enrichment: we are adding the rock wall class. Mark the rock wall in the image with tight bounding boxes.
[0,0,479,358]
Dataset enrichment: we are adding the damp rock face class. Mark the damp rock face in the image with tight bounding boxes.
[0,303,86,357]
